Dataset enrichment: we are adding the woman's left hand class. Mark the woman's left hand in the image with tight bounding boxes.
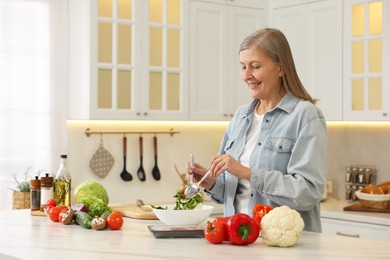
[209,154,251,180]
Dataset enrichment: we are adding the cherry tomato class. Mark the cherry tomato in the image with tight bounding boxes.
[106,211,123,230]
[46,199,57,208]
[204,220,226,244]
[58,208,68,222]
[49,206,62,222]
[58,205,68,211]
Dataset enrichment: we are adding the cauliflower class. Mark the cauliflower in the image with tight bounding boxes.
[260,205,304,247]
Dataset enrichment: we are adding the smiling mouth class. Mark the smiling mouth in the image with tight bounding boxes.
[248,82,261,88]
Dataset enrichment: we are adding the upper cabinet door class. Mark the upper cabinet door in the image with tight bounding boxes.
[140,0,189,120]
[269,0,343,121]
[68,0,188,120]
[343,0,390,120]
[189,1,264,120]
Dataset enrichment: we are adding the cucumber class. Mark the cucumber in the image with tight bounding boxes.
[101,211,111,220]
[75,211,93,229]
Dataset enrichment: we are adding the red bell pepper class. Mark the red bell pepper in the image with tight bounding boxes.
[227,213,259,245]
[252,204,273,228]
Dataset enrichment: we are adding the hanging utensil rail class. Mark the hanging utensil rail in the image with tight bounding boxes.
[84,128,179,137]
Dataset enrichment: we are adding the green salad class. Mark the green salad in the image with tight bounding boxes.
[151,185,204,210]
[174,185,203,210]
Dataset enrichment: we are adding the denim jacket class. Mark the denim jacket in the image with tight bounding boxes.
[205,91,327,232]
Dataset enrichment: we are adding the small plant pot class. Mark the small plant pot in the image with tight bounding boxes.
[12,191,30,210]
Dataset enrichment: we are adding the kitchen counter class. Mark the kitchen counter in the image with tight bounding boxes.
[320,197,390,226]
[0,209,389,260]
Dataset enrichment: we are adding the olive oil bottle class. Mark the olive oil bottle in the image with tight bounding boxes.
[55,155,71,206]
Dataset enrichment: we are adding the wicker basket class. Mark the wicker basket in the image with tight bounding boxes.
[12,191,30,210]
[355,190,390,209]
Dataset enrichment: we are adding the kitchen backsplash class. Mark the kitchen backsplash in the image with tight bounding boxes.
[64,121,390,205]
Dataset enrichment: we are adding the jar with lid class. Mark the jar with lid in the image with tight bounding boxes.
[364,168,373,184]
[40,173,53,211]
[358,168,365,183]
[345,184,352,200]
[30,176,41,211]
[351,167,358,183]
[345,167,352,182]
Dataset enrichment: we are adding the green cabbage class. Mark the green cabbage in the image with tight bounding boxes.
[74,181,110,216]
[75,181,109,204]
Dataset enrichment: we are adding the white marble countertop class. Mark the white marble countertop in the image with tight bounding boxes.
[0,209,389,260]
[320,197,390,226]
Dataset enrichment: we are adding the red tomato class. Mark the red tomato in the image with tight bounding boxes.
[58,209,68,222]
[204,220,226,244]
[49,206,62,222]
[58,205,68,211]
[106,211,123,230]
[46,199,57,208]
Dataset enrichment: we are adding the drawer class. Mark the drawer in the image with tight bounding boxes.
[321,217,390,242]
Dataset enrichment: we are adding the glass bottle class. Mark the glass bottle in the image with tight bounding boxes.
[55,155,72,207]
[40,173,53,211]
[30,176,41,211]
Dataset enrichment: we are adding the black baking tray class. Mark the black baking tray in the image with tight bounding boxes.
[148,225,205,238]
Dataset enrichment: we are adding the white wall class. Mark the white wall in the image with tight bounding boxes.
[66,121,390,205]
[67,121,228,205]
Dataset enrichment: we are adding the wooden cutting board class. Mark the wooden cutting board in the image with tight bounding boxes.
[343,204,390,213]
[30,210,46,217]
[31,205,158,220]
[110,205,158,220]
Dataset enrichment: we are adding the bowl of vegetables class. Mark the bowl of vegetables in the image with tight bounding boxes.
[151,186,213,226]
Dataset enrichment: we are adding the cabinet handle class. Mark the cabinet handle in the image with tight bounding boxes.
[382,112,388,117]
[136,112,141,116]
[223,114,228,117]
[143,112,148,116]
[336,232,360,238]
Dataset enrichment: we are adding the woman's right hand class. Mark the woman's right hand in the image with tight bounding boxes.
[186,162,216,190]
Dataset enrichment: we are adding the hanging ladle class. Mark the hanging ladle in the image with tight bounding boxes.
[137,135,146,181]
[184,154,212,198]
[120,135,133,181]
[151,134,161,180]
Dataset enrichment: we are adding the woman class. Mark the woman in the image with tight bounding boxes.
[187,28,327,232]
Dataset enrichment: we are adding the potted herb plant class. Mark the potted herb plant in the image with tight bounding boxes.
[9,167,31,210]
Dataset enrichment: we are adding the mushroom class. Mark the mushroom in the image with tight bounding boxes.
[61,208,75,225]
[91,216,107,230]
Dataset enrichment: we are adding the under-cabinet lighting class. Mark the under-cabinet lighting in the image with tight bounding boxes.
[326,121,390,127]
[67,120,230,127]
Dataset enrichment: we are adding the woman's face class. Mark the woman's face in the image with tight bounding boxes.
[239,47,283,100]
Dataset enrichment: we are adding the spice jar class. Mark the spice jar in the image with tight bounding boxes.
[345,167,351,182]
[30,176,41,211]
[40,173,53,211]
[364,168,373,184]
[358,168,365,183]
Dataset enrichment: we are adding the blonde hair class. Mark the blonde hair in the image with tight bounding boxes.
[240,28,317,104]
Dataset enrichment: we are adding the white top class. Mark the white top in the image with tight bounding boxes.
[234,112,264,214]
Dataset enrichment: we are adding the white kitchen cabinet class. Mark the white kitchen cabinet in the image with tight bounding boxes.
[193,0,264,8]
[321,217,390,242]
[189,0,265,120]
[270,0,324,9]
[342,0,390,120]
[68,0,188,120]
[269,0,343,121]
